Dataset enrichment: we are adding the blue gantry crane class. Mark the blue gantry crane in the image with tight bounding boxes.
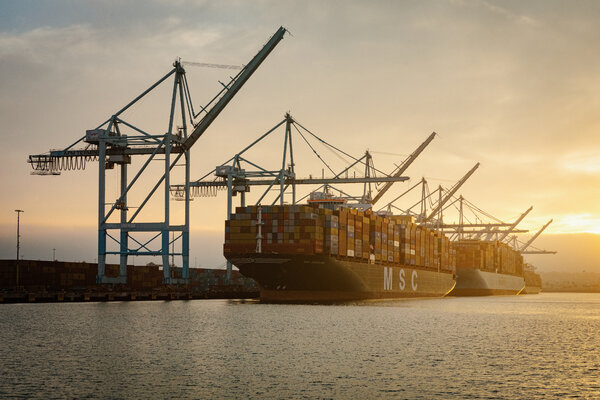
[28,26,287,284]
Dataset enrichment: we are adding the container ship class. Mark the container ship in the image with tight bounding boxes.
[450,240,525,296]
[224,204,456,302]
[522,263,542,294]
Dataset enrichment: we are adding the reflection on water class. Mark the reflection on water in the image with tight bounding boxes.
[1,293,599,399]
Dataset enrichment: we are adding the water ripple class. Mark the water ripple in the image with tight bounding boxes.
[0,293,599,398]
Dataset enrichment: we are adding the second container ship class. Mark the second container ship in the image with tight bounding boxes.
[451,240,526,296]
[224,204,456,302]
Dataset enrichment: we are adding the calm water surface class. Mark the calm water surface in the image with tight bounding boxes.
[1,293,599,399]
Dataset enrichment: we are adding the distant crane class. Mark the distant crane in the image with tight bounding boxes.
[375,164,480,227]
[425,195,530,241]
[287,131,436,209]
[424,163,480,223]
[520,219,556,254]
[369,132,436,205]
[479,206,533,241]
[27,26,287,284]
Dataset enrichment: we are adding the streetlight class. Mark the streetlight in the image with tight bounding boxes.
[15,209,24,288]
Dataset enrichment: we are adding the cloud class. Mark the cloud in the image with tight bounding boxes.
[549,214,600,234]
[0,24,91,58]
[0,20,224,72]
[561,151,600,175]
[473,0,541,27]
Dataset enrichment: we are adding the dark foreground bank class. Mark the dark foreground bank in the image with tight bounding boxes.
[0,259,259,303]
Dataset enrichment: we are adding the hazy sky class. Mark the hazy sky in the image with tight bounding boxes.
[1,0,600,270]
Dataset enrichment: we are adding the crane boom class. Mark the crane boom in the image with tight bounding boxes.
[484,206,533,241]
[175,175,409,191]
[442,223,513,228]
[425,162,480,222]
[370,132,436,205]
[496,206,533,241]
[521,219,553,251]
[521,250,557,255]
[456,229,529,234]
[182,26,286,151]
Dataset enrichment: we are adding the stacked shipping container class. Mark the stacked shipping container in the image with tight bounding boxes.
[225,205,323,255]
[454,240,524,277]
[0,260,253,292]
[224,205,456,273]
[523,263,542,288]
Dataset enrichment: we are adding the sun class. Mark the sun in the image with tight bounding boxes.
[550,214,600,234]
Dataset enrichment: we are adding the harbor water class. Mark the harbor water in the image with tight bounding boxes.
[1,293,599,399]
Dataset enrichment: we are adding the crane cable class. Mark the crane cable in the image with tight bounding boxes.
[291,123,336,176]
[181,61,242,70]
[292,119,392,178]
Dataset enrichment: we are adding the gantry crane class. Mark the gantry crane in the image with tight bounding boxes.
[437,195,530,240]
[393,191,529,240]
[424,163,480,223]
[373,161,545,250]
[520,219,556,254]
[170,113,411,281]
[312,131,437,209]
[369,132,436,205]
[27,26,287,284]
[278,131,437,209]
[375,164,480,227]
[479,206,533,241]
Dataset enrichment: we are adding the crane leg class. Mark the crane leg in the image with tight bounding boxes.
[119,162,128,281]
[97,139,107,283]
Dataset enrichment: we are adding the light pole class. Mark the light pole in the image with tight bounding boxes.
[15,209,24,288]
[53,248,56,261]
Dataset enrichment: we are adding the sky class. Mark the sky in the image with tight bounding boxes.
[1,0,599,271]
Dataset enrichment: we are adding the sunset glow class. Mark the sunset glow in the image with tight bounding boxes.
[1,1,600,275]
[550,214,600,235]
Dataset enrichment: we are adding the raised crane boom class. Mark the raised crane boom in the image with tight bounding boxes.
[521,219,553,251]
[484,206,533,241]
[425,162,480,222]
[370,132,436,205]
[496,206,533,241]
[182,26,287,151]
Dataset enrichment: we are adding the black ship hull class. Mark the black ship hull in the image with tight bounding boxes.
[227,253,456,302]
[450,267,525,296]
